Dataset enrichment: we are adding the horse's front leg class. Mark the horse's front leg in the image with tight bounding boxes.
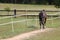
[42,21,45,29]
[44,18,47,29]
[43,24,45,29]
[40,22,42,29]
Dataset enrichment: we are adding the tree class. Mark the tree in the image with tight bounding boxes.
[4,7,10,15]
[47,0,54,5]
[54,0,60,8]
[36,0,48,4]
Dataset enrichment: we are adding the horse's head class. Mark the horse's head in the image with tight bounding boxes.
[43,9,45,11]
[40,11,43,13]
[40,10,47,18]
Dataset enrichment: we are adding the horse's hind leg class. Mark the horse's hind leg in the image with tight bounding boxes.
[42,21,45,29]
[40,22,42,29]
[44,18,46,28]
[42,24,45,29]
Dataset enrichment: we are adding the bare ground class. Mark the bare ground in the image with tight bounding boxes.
[1,28,54,40]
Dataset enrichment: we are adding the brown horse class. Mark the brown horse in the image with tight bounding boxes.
[39,10,47,29]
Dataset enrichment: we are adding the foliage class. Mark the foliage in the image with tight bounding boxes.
[54,0,60,8]
[0,0,60,8]
[4,7,10,12]
[0,0,55,5]
[4,7,11,15]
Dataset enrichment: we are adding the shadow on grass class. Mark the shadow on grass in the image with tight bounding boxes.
[27,25,37,29]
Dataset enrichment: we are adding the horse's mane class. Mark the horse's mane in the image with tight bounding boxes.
[39,11,47,18]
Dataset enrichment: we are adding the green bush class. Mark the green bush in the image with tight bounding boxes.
[4,7,11,15]
[4,7,10,11]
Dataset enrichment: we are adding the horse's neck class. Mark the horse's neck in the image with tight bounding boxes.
[43,12,47,17]
[43,13,46,16]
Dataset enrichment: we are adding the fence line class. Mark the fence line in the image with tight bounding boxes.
[0,15,21,19]
[0,13,59,19]
[0,10,60,12]
[0,17,60,26]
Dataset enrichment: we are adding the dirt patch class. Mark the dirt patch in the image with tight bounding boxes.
[1,28,54,40]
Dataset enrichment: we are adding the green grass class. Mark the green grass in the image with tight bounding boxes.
[0,16,26,24]
[25,28,60,40]
[46,18,60,28]
[0,16,60,39]
[0,3,57,10]
[0,18,38,39]
[0,3,60,39]
[0,11,59,15]
[0,3,60,15]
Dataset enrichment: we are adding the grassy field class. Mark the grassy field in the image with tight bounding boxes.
[25,28,60,40]
[0,3,60,15]
[0,3,58,10]
[0,3,60,39]
[0,16,60,39]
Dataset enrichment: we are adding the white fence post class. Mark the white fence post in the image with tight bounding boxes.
[11,16,14,33]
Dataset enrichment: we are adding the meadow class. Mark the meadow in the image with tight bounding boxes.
[0,3,60,15]
[0,3,60,39]
[0,15,60,39]
[0,3,58,10]
[25,28,60,40]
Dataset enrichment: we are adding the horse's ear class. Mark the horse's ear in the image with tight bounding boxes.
[43,9,45,11]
